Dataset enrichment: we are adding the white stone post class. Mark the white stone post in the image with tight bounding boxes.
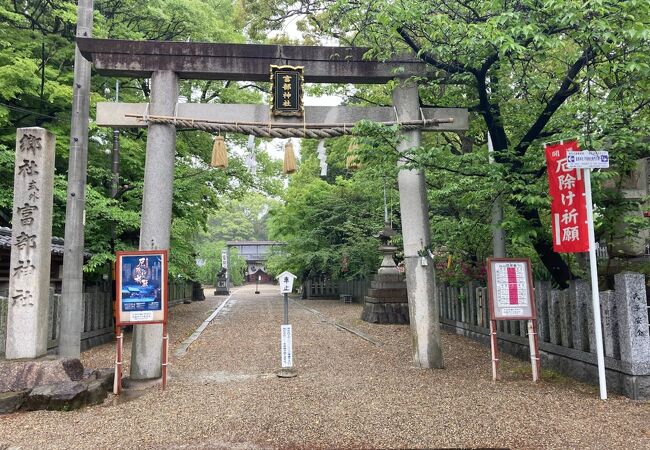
[6,128,55,359]
[130,70,178,379]
[392,82,444,369]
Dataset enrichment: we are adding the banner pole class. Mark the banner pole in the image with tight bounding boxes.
[583,168,607,400]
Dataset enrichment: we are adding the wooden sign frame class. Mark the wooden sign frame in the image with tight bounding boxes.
[487,257,536,320]
[486,257,540,383]
[115,249,169,326]
[113,249,169,394]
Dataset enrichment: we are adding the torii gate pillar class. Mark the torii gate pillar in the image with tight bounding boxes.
[393,82,444,369]
[131,70,178,380]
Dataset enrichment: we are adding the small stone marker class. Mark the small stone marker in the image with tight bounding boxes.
[615,272,650,374]
[570,281,590,352]
[599,291,619,358]
[6,128,55,359]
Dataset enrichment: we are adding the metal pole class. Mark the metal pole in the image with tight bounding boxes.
[59,0,94,358]
[110,80,120,258]
[584,168,607,400]
[111,80,120,200]
[283,292,289,325]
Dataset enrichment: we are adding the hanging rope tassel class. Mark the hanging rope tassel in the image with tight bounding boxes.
[283,140,297,174]
[346,139,361,170]
[211,135,228,168]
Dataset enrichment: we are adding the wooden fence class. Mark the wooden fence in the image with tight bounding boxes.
[438,273,650,400]
[303,277,369,300]
[1,280,196,356]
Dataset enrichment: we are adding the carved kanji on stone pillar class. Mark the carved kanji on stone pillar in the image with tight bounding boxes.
[6,128,55,359]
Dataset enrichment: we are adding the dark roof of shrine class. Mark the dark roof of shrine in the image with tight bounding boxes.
[0,227,66,256]
[226,240,286,246]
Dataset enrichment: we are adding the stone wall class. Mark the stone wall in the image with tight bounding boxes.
[439,272,650,400]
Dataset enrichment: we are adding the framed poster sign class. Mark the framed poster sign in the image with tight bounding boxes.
[115,250,168,326]
[487,257,536,320]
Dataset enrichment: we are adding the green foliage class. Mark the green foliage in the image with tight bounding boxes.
[266,141,392,281]
[241,0,650,286]
[0,0,284,283]
[228,249,248,285]
[194,191,281,284]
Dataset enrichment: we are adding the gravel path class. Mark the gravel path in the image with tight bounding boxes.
[1,283,649,449]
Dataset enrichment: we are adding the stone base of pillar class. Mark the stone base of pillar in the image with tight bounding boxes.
[361,274,409,324]
[361,301,410,324]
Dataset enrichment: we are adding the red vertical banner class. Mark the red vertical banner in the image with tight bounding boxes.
[544,140,589,253]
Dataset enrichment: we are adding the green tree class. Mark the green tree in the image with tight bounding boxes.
[243,0,650,287]
[0,0,278,281]
[194,190,283,284]
[266,138,393,281]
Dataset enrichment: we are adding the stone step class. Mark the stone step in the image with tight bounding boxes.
[0,359,114,414]
[370,281,407,290]
[372,274,405,283]
[366,288,409,300]
[361,302,410,324]
[364,295,408,304]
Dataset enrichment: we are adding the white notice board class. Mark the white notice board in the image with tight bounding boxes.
[281,324,293,367]
[487,258,536,320]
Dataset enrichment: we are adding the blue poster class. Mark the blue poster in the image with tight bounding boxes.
[120,254,163,312]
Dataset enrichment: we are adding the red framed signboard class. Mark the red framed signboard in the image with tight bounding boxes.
[487,257,536,320]
[115,249,168,326]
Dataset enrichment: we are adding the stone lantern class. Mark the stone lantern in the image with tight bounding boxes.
[361,222,409,324]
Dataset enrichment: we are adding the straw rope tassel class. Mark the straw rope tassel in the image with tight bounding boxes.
[211,135,228,168]
[283,140,297,174]
[346,139,361,170]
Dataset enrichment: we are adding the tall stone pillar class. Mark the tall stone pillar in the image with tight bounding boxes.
[6,128,55,359]
[59,0,94,358]
[392,82,444,369]
[130,70,178,379]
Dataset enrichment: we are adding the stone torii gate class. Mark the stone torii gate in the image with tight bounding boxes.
[76,38,469,380]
